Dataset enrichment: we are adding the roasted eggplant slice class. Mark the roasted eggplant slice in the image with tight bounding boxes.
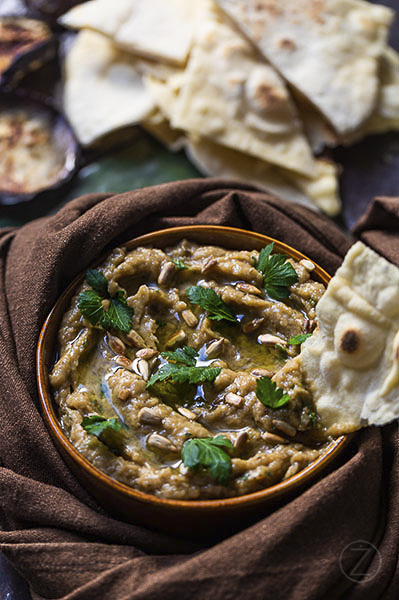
[0,92,79,205]
[24,1,85,23]
[0,17,56,87]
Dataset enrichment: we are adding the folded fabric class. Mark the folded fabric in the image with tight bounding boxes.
[0,179,397,600]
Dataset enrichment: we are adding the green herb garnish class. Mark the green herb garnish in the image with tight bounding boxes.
[185,285,237,323]
[172,258,188,270]
[289,333,313,345]
[81,415,122,437]
[147,345,221,387]
[161,345,197,366]
[147,363,221,386]
[181,435,234,485]
[256,377,291,409]
[78,269,133,333]
[255,243,298,300]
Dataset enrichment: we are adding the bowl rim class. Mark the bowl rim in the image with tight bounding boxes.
[37,225,351,512]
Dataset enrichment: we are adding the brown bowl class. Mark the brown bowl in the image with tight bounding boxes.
[37,225,352,541]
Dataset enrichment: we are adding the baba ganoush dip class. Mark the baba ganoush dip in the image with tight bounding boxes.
[50,239,333,500]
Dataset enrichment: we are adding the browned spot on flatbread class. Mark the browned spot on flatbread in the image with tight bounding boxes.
[279,38,296,51]
[340,330,360,354]
[255,83,285,108]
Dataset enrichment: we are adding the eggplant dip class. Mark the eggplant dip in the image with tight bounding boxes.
[50,239,333,500]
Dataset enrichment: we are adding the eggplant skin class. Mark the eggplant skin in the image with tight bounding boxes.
[25,1,84,22]
[0,18,56,87]
[0,93,79,205]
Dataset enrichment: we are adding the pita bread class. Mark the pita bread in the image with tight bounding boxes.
[63,30,154,146]
[344,47,399,144]
[142,109,186,151]
[215,0,394,135]
[59,0,199,66]
[299,242,399,434]
[284,160,341,217]
[170,7,315,176]
[185,136,317,211]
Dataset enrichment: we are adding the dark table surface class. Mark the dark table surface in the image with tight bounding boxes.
[0,1,398,599]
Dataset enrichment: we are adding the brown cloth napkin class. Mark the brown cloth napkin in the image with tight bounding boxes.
[0,179,398,600]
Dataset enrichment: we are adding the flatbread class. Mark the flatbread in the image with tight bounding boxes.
[284,160,341,217]
[59,0,199,66]
[170,6,315,176]
[299,242,399,434]
[63,30,155,146]
[344,47,399,144]
[185,136,317,211]
[142,109,186,151]
[215,0,394,135]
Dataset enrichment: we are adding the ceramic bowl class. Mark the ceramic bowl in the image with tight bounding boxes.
[37,225,351,540]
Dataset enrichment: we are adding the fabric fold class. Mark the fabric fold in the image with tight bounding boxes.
[0,180,397,600]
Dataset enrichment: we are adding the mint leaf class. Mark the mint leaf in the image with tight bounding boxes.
[147,363,221,387]
[256,243,298,300]
[186,285,237,323]
[289,333,313,345]
[172,259,188,270]
[81,415,122,437]
[181,435,234,485]
[256,377,291,409]
[161,346,198,367]
[78,269,133,333]
[86,269,109,296]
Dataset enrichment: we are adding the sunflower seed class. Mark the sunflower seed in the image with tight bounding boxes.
[234,431,248,452]
[262,432,289,444]
[177,406,198,420]
[236,282,262,296]
[138,407,163,426]
[284,462,300,479]
[165,329,187,348]
[136,348,158,360]
[158,261,176,286]
[201,257,217,273]
[258,334,287,346]
[181,309,198,328]
[299,259,315,271]
[225,392,243,407]
[251,368,274,378]
[242,317,264,334]
[108,334,126,355]
[115,355,132,369]
[206,338,225,358]
[272,419,297,437]
[147,433,177,452]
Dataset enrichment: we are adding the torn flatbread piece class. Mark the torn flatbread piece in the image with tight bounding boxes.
[59,0,199,66]
[171,7,315,176]
[299,242,399,435]
[215,0,394,135]
[344,47,399,144]
[63,30,154,146]
[185,136,317,211]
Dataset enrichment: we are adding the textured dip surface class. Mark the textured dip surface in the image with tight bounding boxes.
[50,240,333,500]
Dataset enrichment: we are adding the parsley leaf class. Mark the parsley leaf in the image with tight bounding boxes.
[186,285,237,323]
[172,258,188,270]
[161,346,198,366]
[289,333,313,345]
[147,344,221,387]
[78,269,134,333]
[255,243,298,300]
[147,363,221,386]
[181,435,234,485]
[86,269,109,296]
[256,377,291,409]
[81,415,122,437]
